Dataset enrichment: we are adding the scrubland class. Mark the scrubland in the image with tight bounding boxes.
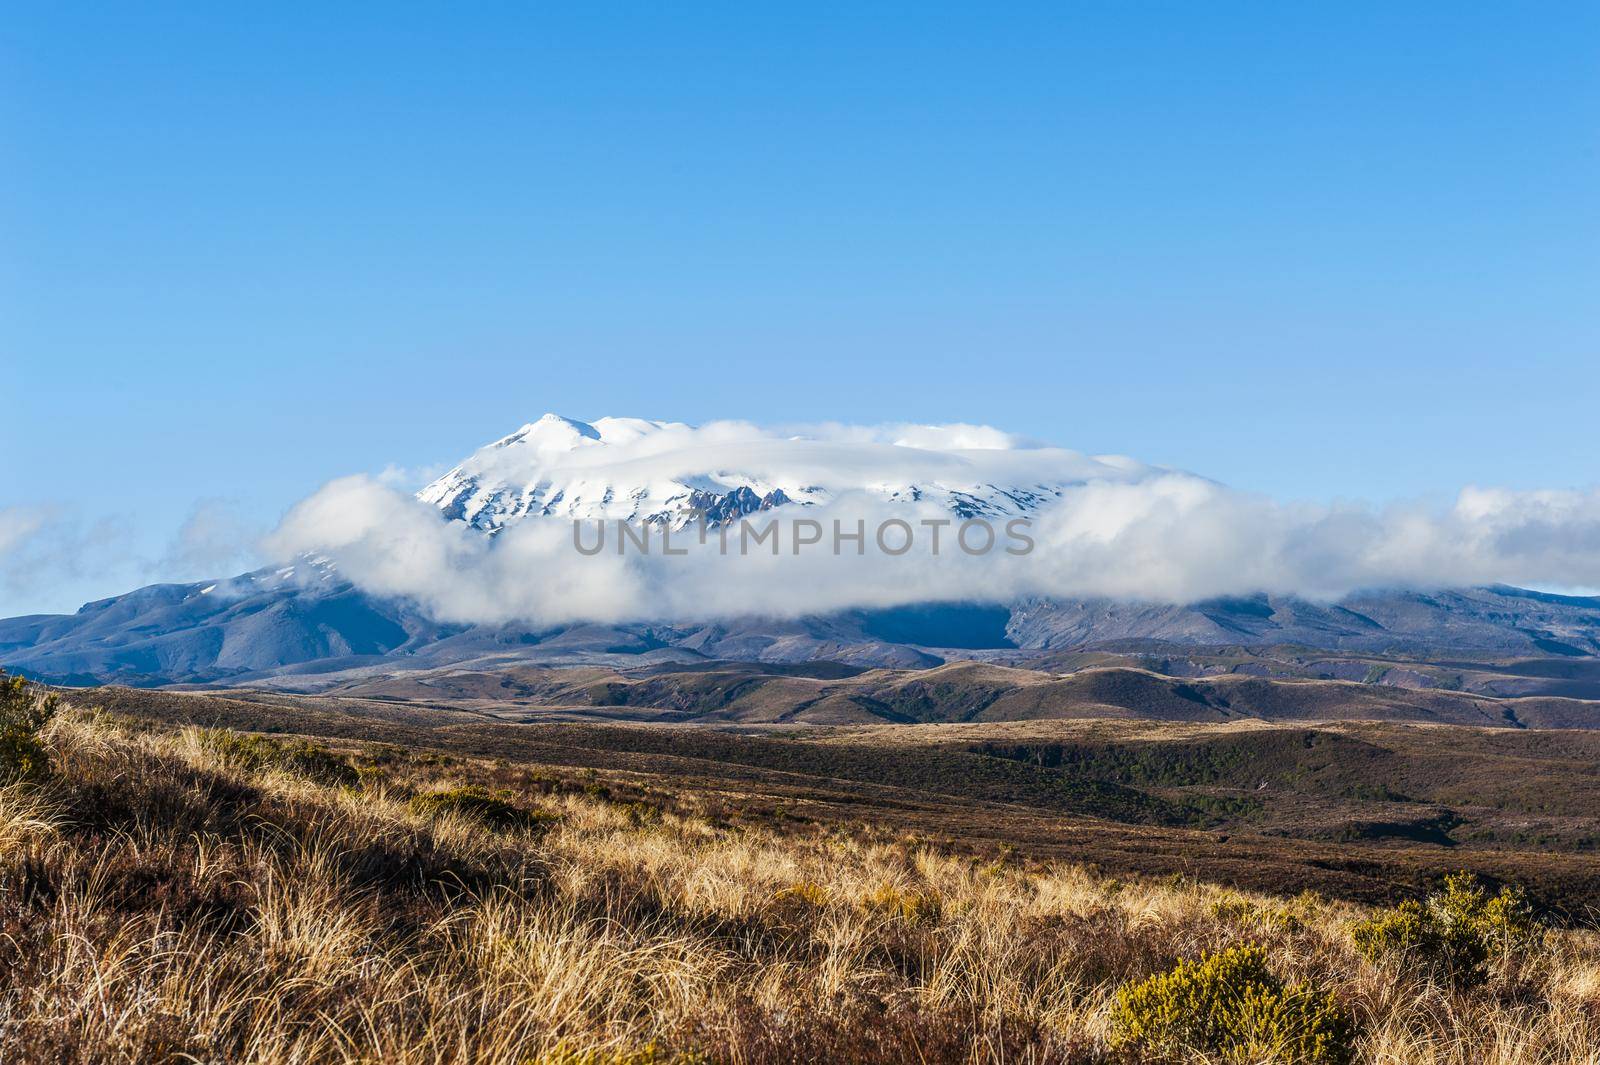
[1,676,1598,1063]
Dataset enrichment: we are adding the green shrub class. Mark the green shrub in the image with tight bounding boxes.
[1208,895,1306,933]
[1352,900,1441,972]
[618,800,663,826]
[408,785,554,830]
[197,729,360,787]
[1109,944,1356,1065]
[0,670,60,783]
[1350,872,1541,988]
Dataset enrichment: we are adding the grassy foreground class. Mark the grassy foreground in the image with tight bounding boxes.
[1,700,1598,1062]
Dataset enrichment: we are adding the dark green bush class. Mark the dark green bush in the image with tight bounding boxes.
[0,670,60,782]
[1109,944,1356,1064]
[1350,871,1541,988]
[408,785,555,831]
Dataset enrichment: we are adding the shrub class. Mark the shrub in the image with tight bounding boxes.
[863,883,942,924]
[408,785,554,830]
[197,729,360,787]
[1350,872,1542,988]
[1352,900,1441,972]
[0,670,60,782]
[1108,944,1356,1065]
[619,800,663,827]
[1208,896,1305,933]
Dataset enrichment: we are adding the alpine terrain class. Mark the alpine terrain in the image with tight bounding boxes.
[4,416,1600,708]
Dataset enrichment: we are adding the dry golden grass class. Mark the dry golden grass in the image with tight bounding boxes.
[0,706,1594,1063]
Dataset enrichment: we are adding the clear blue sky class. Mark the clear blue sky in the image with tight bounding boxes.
[3,3,1598,614]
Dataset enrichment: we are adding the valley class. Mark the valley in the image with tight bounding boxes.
[77,680,1600,913]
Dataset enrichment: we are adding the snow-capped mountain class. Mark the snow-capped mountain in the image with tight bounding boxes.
[9,412,1600,689]
[418,413,1153,532]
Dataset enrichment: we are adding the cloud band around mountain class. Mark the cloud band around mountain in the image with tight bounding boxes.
[260,419,1600,627]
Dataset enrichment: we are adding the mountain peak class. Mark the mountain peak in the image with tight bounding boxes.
[489,414,602,452]
[537,411,598,432]
[417,416,1139,533]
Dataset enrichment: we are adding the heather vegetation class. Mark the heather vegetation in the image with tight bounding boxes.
[0,674,1596,1062]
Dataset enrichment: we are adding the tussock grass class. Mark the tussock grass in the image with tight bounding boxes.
[0,703,1595,1063]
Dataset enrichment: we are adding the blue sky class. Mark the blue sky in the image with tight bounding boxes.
[3,3,1598,615]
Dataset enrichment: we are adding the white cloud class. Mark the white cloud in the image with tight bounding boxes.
[374,462,450,490]
[785,420,1034,451]
[160,500,261,578]
[0,504,139,613]
[0,506,51,559]
[261,418,1600,627]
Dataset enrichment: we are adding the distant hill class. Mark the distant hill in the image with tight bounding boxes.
[4,564,1600,696]
[281,659,1600,730]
